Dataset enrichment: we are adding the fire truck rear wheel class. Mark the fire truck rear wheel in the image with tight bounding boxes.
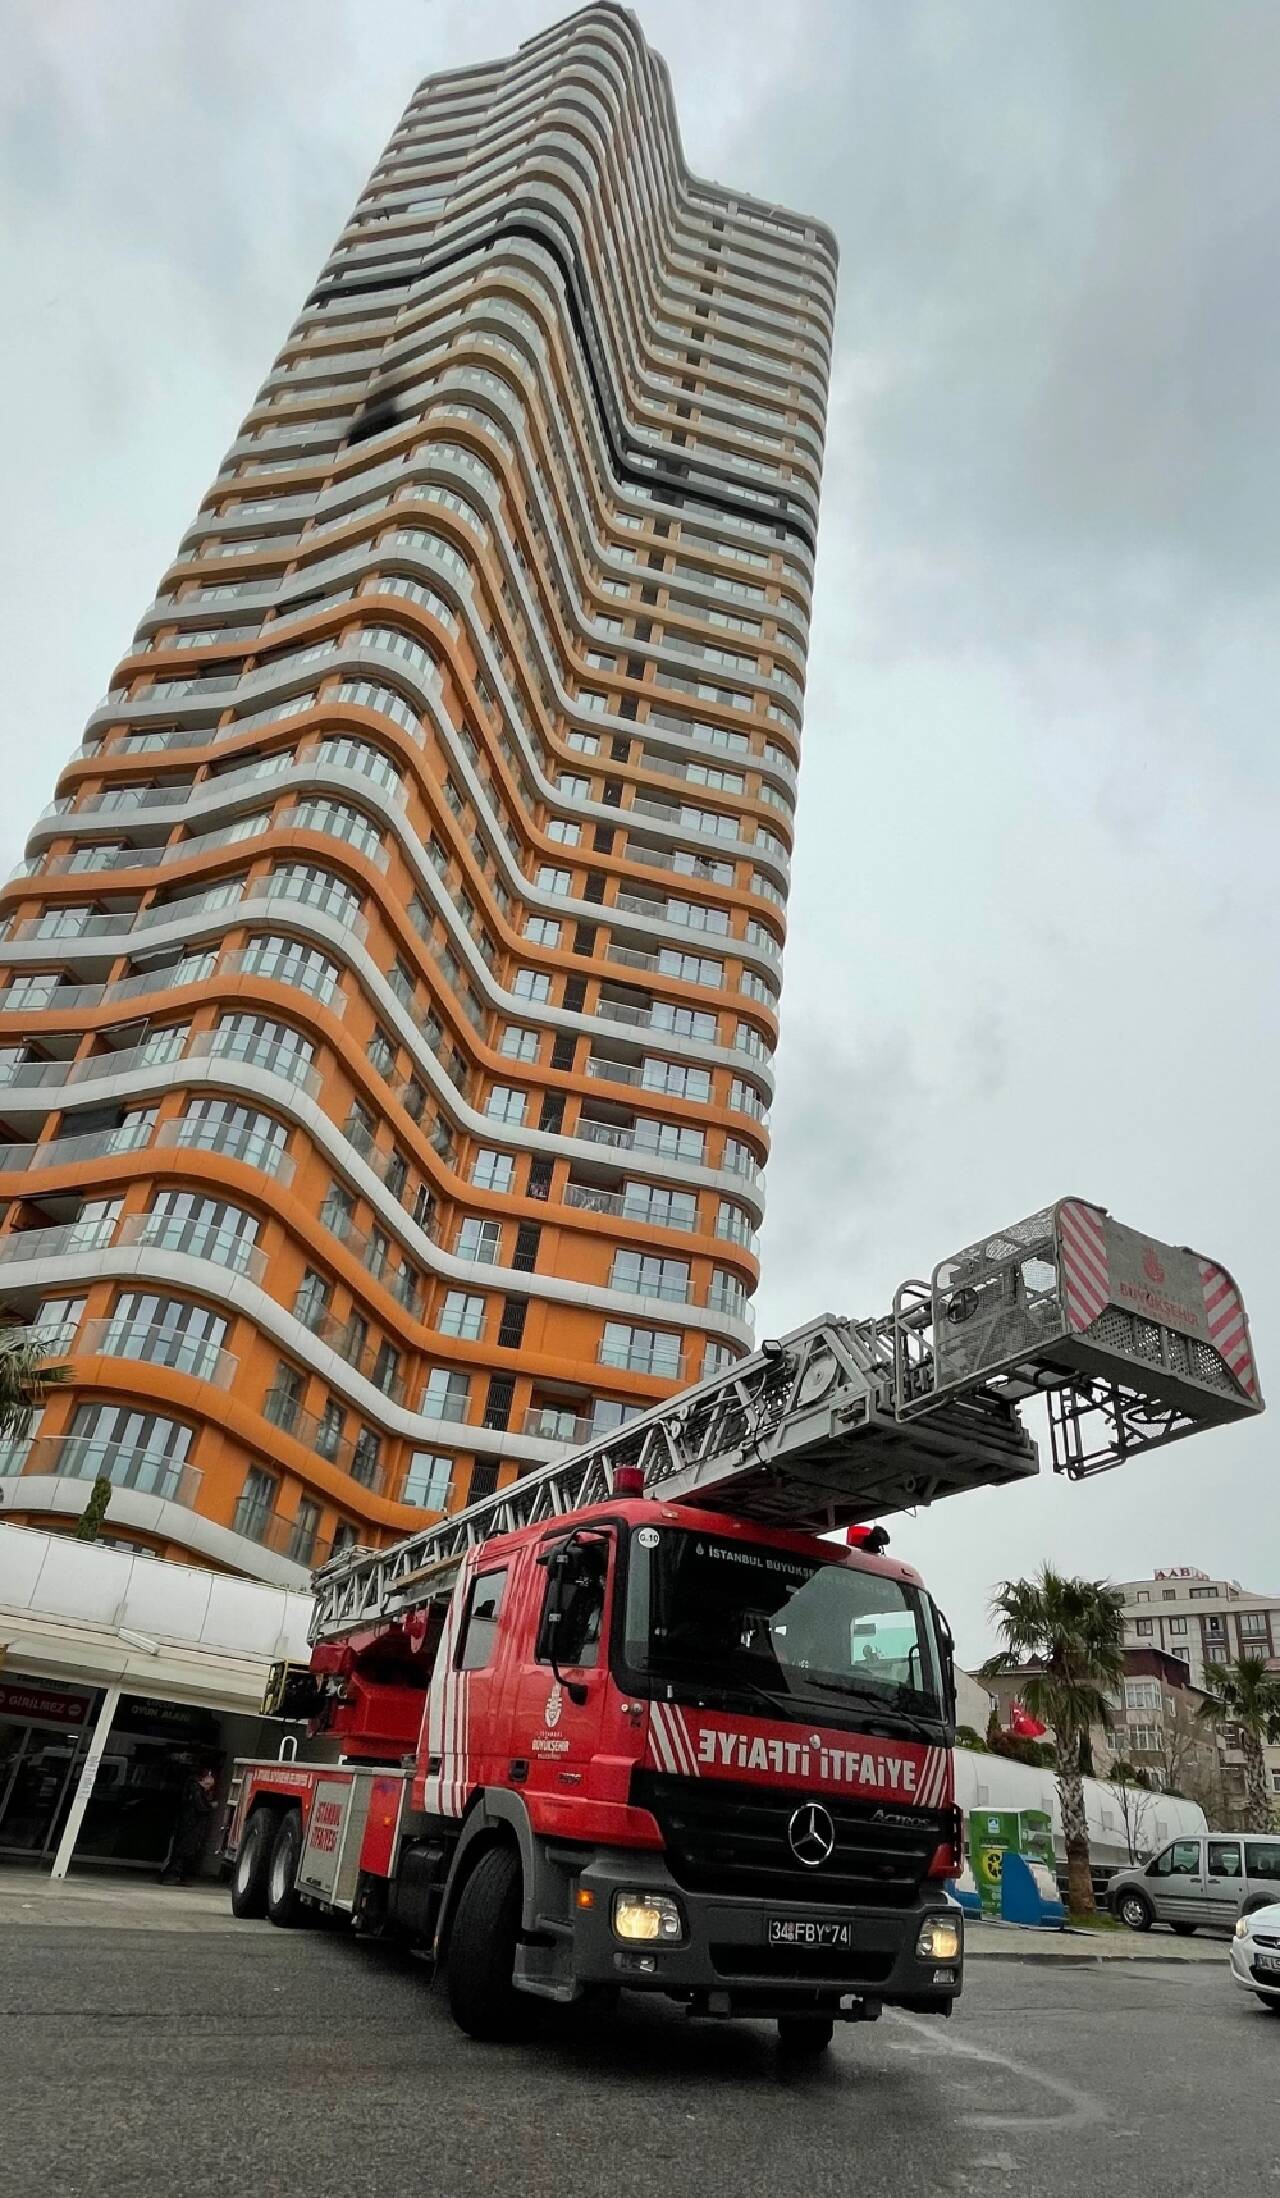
[446,1845,526,2041]
[776,2015,835,2059]
[265,1809,307,1928]
[229,1808,274,1920]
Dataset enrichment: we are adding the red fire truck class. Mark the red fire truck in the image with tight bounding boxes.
[224,1198,1261,2056]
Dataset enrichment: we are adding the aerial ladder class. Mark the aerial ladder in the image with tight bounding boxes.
[308,1195,1262,1643]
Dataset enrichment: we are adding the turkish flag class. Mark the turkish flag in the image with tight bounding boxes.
[1010,1700,1048,1739]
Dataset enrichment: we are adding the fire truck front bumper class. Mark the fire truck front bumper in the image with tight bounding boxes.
[564,1850,963,2018]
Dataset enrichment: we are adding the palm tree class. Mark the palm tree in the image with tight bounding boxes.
[987,1566,1126,1917]
[0,1323,66,1446]
[1197,1657,1280,1830]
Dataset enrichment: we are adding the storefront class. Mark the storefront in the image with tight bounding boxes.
[0,1680,226,1869]
[0,1522,311,1879]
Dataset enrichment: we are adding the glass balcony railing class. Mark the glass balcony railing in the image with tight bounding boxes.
[78,1315,237,1389]
[261,1385,388,1493]
[0,1217,118,1266]
[157,1116,295,1185]
[0,1431,202,1507]
[115,1212,267,1284]
[523,1405,595,1447]
[0,1118,155,1176]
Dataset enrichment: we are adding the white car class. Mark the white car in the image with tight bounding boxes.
[1230,1901,1280,2011]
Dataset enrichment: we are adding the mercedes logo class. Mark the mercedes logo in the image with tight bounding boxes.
[787,1801,835,1868]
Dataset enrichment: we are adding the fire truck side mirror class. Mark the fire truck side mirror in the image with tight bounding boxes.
[540,1542,596,1704]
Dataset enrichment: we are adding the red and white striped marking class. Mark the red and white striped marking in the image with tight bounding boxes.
[1199,1261,1260,1400]
[422,1553,475,1820]
[915,1746,951,1810]
[1058,1199,1110,1332]
[648,1700,700,1777]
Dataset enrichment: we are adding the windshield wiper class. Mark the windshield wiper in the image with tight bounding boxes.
[793,1675,942,1744]
[653,1668,794,1718]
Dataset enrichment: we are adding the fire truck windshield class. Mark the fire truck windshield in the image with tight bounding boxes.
[621,1527,947,1730]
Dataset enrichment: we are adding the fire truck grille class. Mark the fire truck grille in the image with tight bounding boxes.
[632,1771,946,1908]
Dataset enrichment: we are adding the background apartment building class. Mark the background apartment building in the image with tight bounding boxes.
[1119,1569,1280,1812]
[0,4,836,1582]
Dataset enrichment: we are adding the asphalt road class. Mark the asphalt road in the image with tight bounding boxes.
[1,1923,1276,2198]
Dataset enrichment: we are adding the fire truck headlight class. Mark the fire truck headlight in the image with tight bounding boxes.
[612,1891,685,1944]
[916,1917,962,1963]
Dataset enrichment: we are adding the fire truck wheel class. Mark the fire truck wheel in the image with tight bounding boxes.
[229,1809,275,1919]
[446,1845,526,2041]
[265,1809,307,1928]
[776,2015,835,2059]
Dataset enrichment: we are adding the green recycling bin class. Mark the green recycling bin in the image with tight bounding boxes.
[968,1808,1055,1913]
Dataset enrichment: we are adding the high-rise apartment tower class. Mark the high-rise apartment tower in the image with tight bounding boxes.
[0,3,836,1580]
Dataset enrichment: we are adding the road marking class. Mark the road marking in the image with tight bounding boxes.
[886,2010,1108,2134]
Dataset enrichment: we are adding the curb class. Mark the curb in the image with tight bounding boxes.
[968,1947,1219,1967]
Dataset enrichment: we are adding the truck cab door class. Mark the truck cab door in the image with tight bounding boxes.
[509,1529,619,1811]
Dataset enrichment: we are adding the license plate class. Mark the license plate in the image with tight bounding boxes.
[1254,1950,1280,1972]
[767,1918,852,1950]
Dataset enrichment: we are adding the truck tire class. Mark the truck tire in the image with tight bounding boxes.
[265,1809,307,1929]
[1115,1890,1153,1932]
[230,1809,274,1920]
[445,1845,526,2041]
[777,2015,834,2058]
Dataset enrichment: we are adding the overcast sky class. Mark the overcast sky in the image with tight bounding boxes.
[2,0,1277,1660]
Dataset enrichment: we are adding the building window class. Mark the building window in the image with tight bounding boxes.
[287,1498,321,1567]
[471,1150,514,1194]
[293,1268,332,1331]
[265,1362,304,1435]
[58,1403,192,1499]
[101,1292,228,1381]
[536,866,573,896]
[143,1190,259,1275]
[403,1450,452,1509]
[1240,1613,1268,1637]
[641,1058,712,1102]
[1129,1726,1160,1753]
[609,1251,691,1303]
[367,1026,397,1076]
[372,1341,401,1396]
[623,1182,698,1231]
[514,968,552,1002]
[1134,1619,1153,1637]
[523,918,562,948]
[320,1181,356,1239]
[214,1012,315,1083]
[439,1291,485,1340]
[457,1217,503,1264]
[500,1026,539,1062]
[316,1400,346,1461]
[1125,1680,1162,1711]
[599,1321,681,1378]
[352,1428,382,1487]
[1169,1616,1187,1636]
[423,1368,471,1422]
[241,933,341,1004]
[234,1464,277,1544]
[485,1085,527,1126]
